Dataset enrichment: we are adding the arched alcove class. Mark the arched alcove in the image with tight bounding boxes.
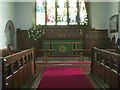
[4,20,15,49]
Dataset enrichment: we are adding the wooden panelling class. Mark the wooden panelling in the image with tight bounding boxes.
[18,69,24,87]
[12,73,20,88]
[6,77,13,88]
[91,48,120,88]
[110,70,119,88]
[84,30,108,49]
[17,26,84,40]
[104,66,111,87]
[44,26,85,40]
[17,26,85,50]
[17,27,108,52]
[99,63,105,81]
[2,48,35,88]
[17,29,42,50]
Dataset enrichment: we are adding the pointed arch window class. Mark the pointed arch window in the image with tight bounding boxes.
[36,0,88,26]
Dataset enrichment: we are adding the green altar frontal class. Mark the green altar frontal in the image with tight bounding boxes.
[43,40,83,56]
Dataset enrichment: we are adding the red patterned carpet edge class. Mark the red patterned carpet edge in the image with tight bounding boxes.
[37,67,95,88]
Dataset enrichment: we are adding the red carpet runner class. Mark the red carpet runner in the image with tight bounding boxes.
[37,67,95,88]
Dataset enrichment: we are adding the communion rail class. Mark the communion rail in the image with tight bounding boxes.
[91,47,120,88]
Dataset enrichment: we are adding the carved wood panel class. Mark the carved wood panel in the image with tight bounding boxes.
[84,29,108,49]
[17,29,42,50]
[44,26,85,40]
[17,26,85,50]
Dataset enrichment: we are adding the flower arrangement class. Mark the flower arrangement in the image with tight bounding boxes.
[27,24,45,41]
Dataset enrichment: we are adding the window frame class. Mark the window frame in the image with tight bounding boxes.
[35,0,90,27]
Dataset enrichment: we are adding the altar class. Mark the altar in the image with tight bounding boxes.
[43,40,83,56]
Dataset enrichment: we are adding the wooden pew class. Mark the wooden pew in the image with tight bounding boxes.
[0,48,10,57]
[0,48,20,89]
[2,48,35,88]
[116,46,120,54]
[0,48,22,57]
[91,47,120,88]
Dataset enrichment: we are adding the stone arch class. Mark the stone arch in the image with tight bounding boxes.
[4,20,15,49]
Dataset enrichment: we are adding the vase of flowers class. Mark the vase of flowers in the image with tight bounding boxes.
[28,24,45,41]
[27,24,45,50]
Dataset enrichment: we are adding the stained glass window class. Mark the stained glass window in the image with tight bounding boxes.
[47,0,55,25]
[79,0,88,25]
[36,0,88,26]
[57,0,67,25]
[69,0,77,25]
[36,0,45,25]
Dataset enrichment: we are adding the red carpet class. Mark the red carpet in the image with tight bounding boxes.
[36,62,91,65]
[37,67,95,88]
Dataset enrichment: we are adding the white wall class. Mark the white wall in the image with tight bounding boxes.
[90,2,109,29]
[0,2,16,49]
[0,2,35,49]
[14,2,35,30]
[90,2,119,41]
[107,2,119,41]
[0,2,35,89]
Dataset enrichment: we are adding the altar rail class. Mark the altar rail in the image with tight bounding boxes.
[91,48,120,88]
[72,49,116,57]
[2,48,35,88]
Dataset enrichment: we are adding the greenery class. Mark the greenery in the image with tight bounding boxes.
[27,24,45,41]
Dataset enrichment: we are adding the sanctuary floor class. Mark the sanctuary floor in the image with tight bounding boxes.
[22,57,109,89]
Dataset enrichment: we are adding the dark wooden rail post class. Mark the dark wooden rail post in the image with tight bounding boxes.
[33,48,36,73]
[118,55,120,88]
[1,58,5,89]
[91,47,96,73]
[116,46,120,54]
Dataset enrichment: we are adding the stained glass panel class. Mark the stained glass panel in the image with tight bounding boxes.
[69,0,77,25]
[79,0,88,25]
[47,0,55,25]
[36,0,45,25]
[57,0,67,25]
[36,0,88,26]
